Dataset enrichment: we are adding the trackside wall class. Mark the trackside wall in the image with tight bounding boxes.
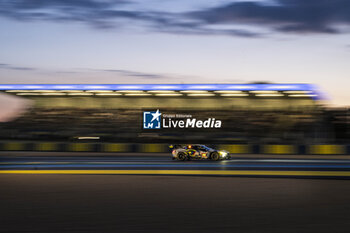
[0,142,349,155]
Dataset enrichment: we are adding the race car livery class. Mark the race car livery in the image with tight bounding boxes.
[169,144,230,161]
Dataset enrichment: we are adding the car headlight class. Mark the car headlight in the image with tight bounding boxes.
[219,151,227,157]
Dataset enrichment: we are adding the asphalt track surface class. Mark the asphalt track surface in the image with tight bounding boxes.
[3,153,350,178]
[2,153,350,232]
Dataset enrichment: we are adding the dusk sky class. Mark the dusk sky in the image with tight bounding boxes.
[1,0,350,106]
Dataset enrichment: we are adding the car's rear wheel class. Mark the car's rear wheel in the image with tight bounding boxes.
[177,152,187,161]
[211,152,220,161]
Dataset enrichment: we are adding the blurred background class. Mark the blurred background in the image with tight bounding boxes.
[0,83,348,145]
[1,0,350,147]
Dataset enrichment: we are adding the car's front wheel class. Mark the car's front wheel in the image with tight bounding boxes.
[211,152,220,161]
[177,152,187,161]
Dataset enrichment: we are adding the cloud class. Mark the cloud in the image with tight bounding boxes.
[148,19,261,37]
[0,0,134,27]
[0,63,36,71]
[0,0,259,37]
[1,0,350,36]
[190,0,350,34]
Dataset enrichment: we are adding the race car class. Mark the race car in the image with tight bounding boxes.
[169,144,230,161]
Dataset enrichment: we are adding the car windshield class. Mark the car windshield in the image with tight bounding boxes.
[199,145,212,150]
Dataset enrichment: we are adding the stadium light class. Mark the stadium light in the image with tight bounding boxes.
[284,91,312,94]
[220,93,249,97]
[86,90,113,93]
[250,91,279,94]
[59,90,84,93]
[117,90,144,93]
[255,93,284,97]
[95,93,122,96]
[67,93,94,96]
[288,94,317,98]
[154,93,183,96]
[147,90,176,93]
[187,93,216,97]
[31,90,58,93]
[180,90,209,93]
[214,91,243,93]
[124,93,152,96]
[40,93,67,96]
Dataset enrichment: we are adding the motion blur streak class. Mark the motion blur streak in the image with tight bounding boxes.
[3,169,350,177]
[2,175,350,233]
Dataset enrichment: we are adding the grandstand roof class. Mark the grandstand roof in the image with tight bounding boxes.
[0,83,322,99]
[0,83,316,91]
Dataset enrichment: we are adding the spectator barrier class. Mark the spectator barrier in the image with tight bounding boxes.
[0,142,349,155]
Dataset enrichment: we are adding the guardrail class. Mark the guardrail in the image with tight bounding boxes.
[0,142,350,155]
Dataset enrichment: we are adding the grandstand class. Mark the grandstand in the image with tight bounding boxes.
[0,84,320,110]
[0,83,335,143]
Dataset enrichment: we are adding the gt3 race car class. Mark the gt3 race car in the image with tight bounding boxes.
[169,144,230,161]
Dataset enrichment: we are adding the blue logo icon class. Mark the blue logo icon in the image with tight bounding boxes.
[143,109,162,129]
